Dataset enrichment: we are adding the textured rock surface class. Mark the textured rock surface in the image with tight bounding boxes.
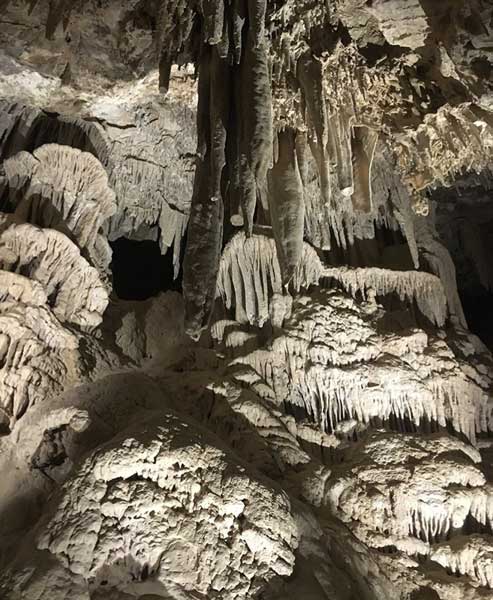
[0,223,109,329]
[1,411,298,599]
[4,143,116,276]
[0,0,492,598]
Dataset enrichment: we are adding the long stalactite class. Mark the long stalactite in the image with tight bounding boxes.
[182,0,274,339]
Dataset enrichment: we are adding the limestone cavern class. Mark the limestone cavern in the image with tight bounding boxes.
[0,1,492,598]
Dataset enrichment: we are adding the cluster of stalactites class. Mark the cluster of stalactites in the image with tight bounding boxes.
[181,0,275,340]
[176,1,385,340]
[293,48,379,212]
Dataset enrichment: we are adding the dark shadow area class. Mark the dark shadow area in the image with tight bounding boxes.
[323,223,415,270]
[461,289,493,350]
[0,105,108,164]
[110,237,181,300]
[431,170,493,350]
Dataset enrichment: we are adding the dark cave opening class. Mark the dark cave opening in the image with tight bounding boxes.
[460,289,493,350]
[110,237,181,301]
[431,171,493,350]
[324,223,415,270]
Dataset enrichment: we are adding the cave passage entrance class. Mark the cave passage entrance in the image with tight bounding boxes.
[110,237,181,300]
[460,290,493,350]
[431,172,493,350]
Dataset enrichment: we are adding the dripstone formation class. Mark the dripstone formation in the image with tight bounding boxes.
[0,1,492,599]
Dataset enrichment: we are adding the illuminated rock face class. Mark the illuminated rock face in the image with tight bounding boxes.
[1,411,298,599]
[0,1,492,599]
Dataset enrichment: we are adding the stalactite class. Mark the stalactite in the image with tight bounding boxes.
[395,104,493,192]
[209,44,230,201]
[351,126,378,213]
[328,112,354,196]
[295,131,309,187]
[231,0,246,64]
[239,156,257,232]
[158,52,173,94]
[268,128,305,285]
[225,112,243,226]
[322,266,448,327]
[297,51,331,205]
[247,0,266,48]
[182,33,229,339]
[239,35,273,234]
[46,0,72,40]
[202,0,225,45]
[414,214,467,328]
[1,2,493,597]
[196,45,212,162]
[174,0,275,333]
[217,233,322,326]
[156,0,197,93]
[183,158,224,339]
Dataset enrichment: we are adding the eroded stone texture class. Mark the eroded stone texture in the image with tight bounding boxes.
[0,223,108,329]
[4,143,116,276]
[1,411,298,599]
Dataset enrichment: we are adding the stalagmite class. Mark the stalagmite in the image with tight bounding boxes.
[0,411,299,598]
[235,288,492,445]
[0,271,48,306]
[319,430,490,553]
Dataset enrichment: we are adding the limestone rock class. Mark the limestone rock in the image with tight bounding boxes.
[4,144,116,276]
[0,410,299,599]
[0,223,109,329]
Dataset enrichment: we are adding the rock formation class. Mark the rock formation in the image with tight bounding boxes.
[0,0,492,599]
